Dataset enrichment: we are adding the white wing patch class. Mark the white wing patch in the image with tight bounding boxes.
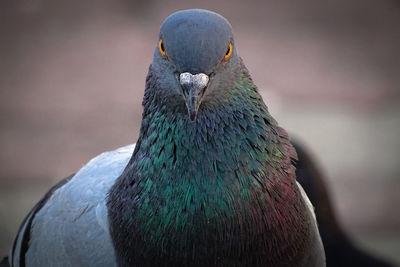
[296,181,326,266]
[296,181,317,221]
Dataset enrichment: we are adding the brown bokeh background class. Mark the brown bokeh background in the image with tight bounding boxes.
[1,0,399,264]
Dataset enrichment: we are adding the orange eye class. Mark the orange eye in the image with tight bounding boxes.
[224,43,232,59]
[158,39,166,56]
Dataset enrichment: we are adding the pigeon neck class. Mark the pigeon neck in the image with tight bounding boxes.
[133,67,275,169]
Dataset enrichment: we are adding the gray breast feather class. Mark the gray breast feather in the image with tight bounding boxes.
[14,144,135,267]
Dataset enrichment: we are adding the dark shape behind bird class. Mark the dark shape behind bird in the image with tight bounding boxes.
[7,9,327,267]
[0,257,9,267]
[293,141,395,267]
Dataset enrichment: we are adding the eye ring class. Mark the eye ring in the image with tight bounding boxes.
[224,43,232,59]
[159,39,166,56]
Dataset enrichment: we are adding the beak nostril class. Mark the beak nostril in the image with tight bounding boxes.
[179,72,209,90]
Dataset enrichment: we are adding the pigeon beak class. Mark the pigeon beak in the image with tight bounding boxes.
[179,72,209,122]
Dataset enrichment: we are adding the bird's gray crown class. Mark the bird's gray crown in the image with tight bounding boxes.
[159,9,233,74]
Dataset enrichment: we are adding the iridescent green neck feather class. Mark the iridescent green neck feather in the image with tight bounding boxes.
[108,63,312,267]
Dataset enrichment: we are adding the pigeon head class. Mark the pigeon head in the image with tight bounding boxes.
[151,9,240,121]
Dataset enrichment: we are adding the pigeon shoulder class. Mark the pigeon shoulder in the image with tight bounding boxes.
[10,144,135,267]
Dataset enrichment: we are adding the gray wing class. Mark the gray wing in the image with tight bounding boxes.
[296,181,326,267]
[10,144,135,267]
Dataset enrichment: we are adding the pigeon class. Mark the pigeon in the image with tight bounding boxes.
[6,9,326,267]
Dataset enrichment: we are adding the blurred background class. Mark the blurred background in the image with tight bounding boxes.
[0,0,399,264]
